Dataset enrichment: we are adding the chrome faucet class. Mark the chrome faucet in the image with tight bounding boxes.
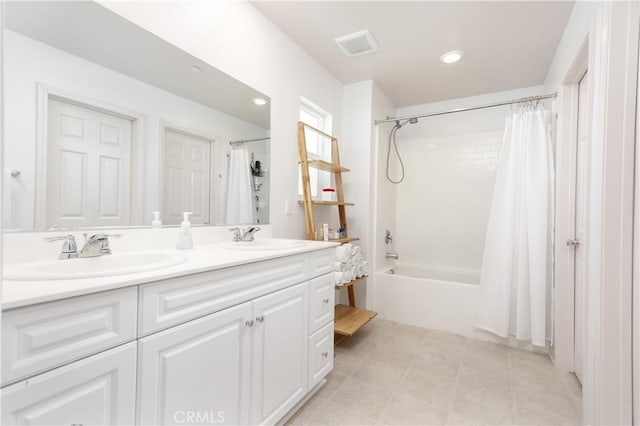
[79,233,123,258]
[385,252,399,260]
[45,235,79,259]
[229,226,261,242]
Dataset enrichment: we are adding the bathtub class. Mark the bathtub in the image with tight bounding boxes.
[374,264,484,338]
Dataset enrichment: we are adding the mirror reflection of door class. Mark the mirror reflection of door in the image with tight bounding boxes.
[46,98,132,229]
[573,69,589,385]
[163,128,214,225]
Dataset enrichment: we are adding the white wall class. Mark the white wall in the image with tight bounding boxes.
[340,81,373,307]
[391,86,544,275]
[100,1,344,239]
[372,83,398,275]
[4,30,268,229]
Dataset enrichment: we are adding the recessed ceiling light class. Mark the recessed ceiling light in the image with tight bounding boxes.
[440,50,464,64]
[189,65,201,72]
[252,97,267,106]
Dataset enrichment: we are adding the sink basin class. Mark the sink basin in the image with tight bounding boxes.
[3,250,188,281]
[219,239,305,251]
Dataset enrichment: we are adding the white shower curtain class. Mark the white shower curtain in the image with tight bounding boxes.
[225,145,255,224]
[475,104,554,347]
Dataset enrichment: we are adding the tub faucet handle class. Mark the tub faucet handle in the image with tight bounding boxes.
[385,252,399,260]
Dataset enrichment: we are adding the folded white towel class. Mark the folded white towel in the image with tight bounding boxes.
[335,244,353,262]
[334,270,354,286]
[334,261,347,272]
[352,246,362,257]
[352,253,363,266]
[361,261,369,277]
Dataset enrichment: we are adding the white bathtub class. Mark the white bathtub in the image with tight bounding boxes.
[374,264,485,338]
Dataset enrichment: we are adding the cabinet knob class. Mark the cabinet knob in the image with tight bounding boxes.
[321,351,329,358]
[256,315,265,323]
[322,298,330,304]
[245,320,255,327]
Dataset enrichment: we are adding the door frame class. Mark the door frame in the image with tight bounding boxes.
[35,83,145,229]
[158,120,217,225]
[553,36,589,375]
[583,2,638,424]
[633,18,640,423]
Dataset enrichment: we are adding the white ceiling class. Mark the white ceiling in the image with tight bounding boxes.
[5,1,270,129]
[253,1,575,107]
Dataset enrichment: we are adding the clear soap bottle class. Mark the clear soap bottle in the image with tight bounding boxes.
[176,212,194,250]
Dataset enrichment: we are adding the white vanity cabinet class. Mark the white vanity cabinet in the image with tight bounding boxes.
[2,342,137,425]
[1,246,336,426]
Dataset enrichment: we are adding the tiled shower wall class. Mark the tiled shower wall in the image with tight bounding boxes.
[389,86,545,277]
[394,131,502,276]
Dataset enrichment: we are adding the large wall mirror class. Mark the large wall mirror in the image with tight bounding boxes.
[3,1,270,231]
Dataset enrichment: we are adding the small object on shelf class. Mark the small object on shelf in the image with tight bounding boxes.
[321,187,337,202]
[323,223,329,241]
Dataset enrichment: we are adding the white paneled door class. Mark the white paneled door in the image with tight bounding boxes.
[47,98,132,228]
[573,69,589,384]
[163,128,212,225]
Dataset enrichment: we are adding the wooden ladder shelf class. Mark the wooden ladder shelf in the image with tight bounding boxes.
[297,121,377,345]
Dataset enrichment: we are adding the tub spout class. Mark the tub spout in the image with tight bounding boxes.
[385,252,399,260]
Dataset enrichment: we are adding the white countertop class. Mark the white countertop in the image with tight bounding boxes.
[2,239,338,310]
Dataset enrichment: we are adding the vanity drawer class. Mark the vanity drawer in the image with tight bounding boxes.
[2,287,137,386]
[308,248,335,278]
[307,321,334,391]
[139,253,307,336]
[308,273,335,334]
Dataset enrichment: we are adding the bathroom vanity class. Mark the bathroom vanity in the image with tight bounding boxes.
[1,239,336,425]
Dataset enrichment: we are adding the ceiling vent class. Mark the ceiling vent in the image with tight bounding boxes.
[334,30,379,57]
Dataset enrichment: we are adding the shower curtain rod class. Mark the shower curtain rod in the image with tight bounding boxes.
[374,92,557,125]
[229,136,271,146]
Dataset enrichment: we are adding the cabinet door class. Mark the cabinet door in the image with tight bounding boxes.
[2,342,136,426]
[251,283,309,425]
[308,273,335,333]
[138,302,252,425]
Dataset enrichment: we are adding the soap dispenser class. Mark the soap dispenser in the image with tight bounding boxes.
[176,212,194,250]
[151,211,162,228]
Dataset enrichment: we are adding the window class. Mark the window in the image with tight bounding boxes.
[298,98,332,198]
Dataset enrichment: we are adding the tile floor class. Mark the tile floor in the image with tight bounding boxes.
[288,318,582,425]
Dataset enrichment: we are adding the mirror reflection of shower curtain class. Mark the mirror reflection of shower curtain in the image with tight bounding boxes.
[225,145,255,224]
[475,103,554,347]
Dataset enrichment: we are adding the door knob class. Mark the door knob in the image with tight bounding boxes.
[245,320,254,327]
[321,351,328,358]
[566,238,581,247]
[256,315,264,323]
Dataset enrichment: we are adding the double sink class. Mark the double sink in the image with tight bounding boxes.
[3,239,306,281]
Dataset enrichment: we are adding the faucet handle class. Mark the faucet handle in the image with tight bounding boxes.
[97,233,122,255]
[229,227,241,242]
[44,235,78,259]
